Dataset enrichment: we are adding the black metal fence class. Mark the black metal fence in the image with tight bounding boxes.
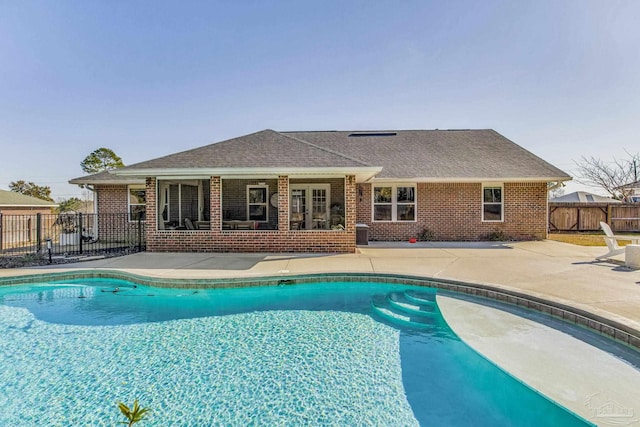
[0,213,146,257]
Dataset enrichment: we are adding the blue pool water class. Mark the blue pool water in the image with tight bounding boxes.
[0,279,591,426]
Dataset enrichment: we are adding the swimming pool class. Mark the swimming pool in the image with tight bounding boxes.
[0,278,599,426]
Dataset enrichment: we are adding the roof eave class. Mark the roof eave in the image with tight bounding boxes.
[68,178,146,185]
[370,176,573,183]
[113,167,383,182]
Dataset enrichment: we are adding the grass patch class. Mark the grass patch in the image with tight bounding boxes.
[548,233,638,247]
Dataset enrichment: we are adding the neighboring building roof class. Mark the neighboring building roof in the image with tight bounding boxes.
[81,129,570,183]
[69,170,145,186]
[618,180,640,190]
[0,190,58,207]
[550,191,621,203]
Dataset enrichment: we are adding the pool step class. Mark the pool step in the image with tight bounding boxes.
[371,291,441,330]
[404,290,438,308]
[371,301,435,330]
[387,293,437,317]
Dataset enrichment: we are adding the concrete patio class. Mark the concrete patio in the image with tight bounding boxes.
[1,239,639,332]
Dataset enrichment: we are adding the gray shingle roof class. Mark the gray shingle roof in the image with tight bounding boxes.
[283,129,570,180]
[0,190,57,207]
[122,129,370,170]
[69,170,145,185]
[95,128,569,182]
[550,191,621,203]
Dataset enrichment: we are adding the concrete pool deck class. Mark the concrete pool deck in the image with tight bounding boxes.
[1,239,639,425]
[1,239,638,332]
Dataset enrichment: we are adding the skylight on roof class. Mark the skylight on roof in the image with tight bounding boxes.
[348,132,397,137]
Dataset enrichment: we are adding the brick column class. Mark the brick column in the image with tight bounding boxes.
[278,176,289,232]
[211,177,221,231]
[146,177,157,234]
[345,175,356,231]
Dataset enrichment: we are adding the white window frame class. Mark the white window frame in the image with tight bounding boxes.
[482,183,504,222]
[247,185,269,223]
[372,183,417,222]
[128,185,146,222]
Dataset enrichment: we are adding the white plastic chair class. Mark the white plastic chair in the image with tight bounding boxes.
[597,222,626,260]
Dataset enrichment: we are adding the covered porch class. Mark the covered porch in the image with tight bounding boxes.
[144,175,358,252]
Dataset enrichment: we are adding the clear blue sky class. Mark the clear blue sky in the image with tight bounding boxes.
[1,0,638,200]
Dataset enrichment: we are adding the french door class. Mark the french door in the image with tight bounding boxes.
[290,184,330,230]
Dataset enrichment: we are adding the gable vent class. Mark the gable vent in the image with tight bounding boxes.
[348,132,397,137]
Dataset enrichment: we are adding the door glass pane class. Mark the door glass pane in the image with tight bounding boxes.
[290,189,306,228]
[291,189,306,214]
[312,188,328,229]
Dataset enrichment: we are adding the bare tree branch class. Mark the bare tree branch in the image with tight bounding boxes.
[574,152,640,200]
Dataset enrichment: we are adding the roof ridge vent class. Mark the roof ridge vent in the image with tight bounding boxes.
[348,132,397,137]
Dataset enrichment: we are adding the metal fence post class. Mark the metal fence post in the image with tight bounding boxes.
[137,216,142,252]
[78,212,83,254]
[36,213,42,254]
[0,213,3,253]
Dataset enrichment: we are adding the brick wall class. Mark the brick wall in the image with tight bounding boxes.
[99,177,547,250]
[95,184,137,241]
[357,182,548,241]
[96,185,129,213]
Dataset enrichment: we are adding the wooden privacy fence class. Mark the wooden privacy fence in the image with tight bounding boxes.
[549,203,640,232]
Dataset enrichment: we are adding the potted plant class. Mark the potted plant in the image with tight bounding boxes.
[330,203,345,230]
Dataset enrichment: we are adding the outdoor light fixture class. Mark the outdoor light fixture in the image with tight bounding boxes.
[46,238,52,264]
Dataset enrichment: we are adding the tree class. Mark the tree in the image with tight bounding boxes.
[80,148,125,174]
[574,152,639,200]
[548,185,565,200]
[57,197,82,213]
[9,180,54,202]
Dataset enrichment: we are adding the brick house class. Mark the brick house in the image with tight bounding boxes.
[69,129,571,253]
[0,189,58,247]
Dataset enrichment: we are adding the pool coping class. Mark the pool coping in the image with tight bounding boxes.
[1,269,639,352]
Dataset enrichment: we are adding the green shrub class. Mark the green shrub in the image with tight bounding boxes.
[418,228,435,241]
[481,230,511,241]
